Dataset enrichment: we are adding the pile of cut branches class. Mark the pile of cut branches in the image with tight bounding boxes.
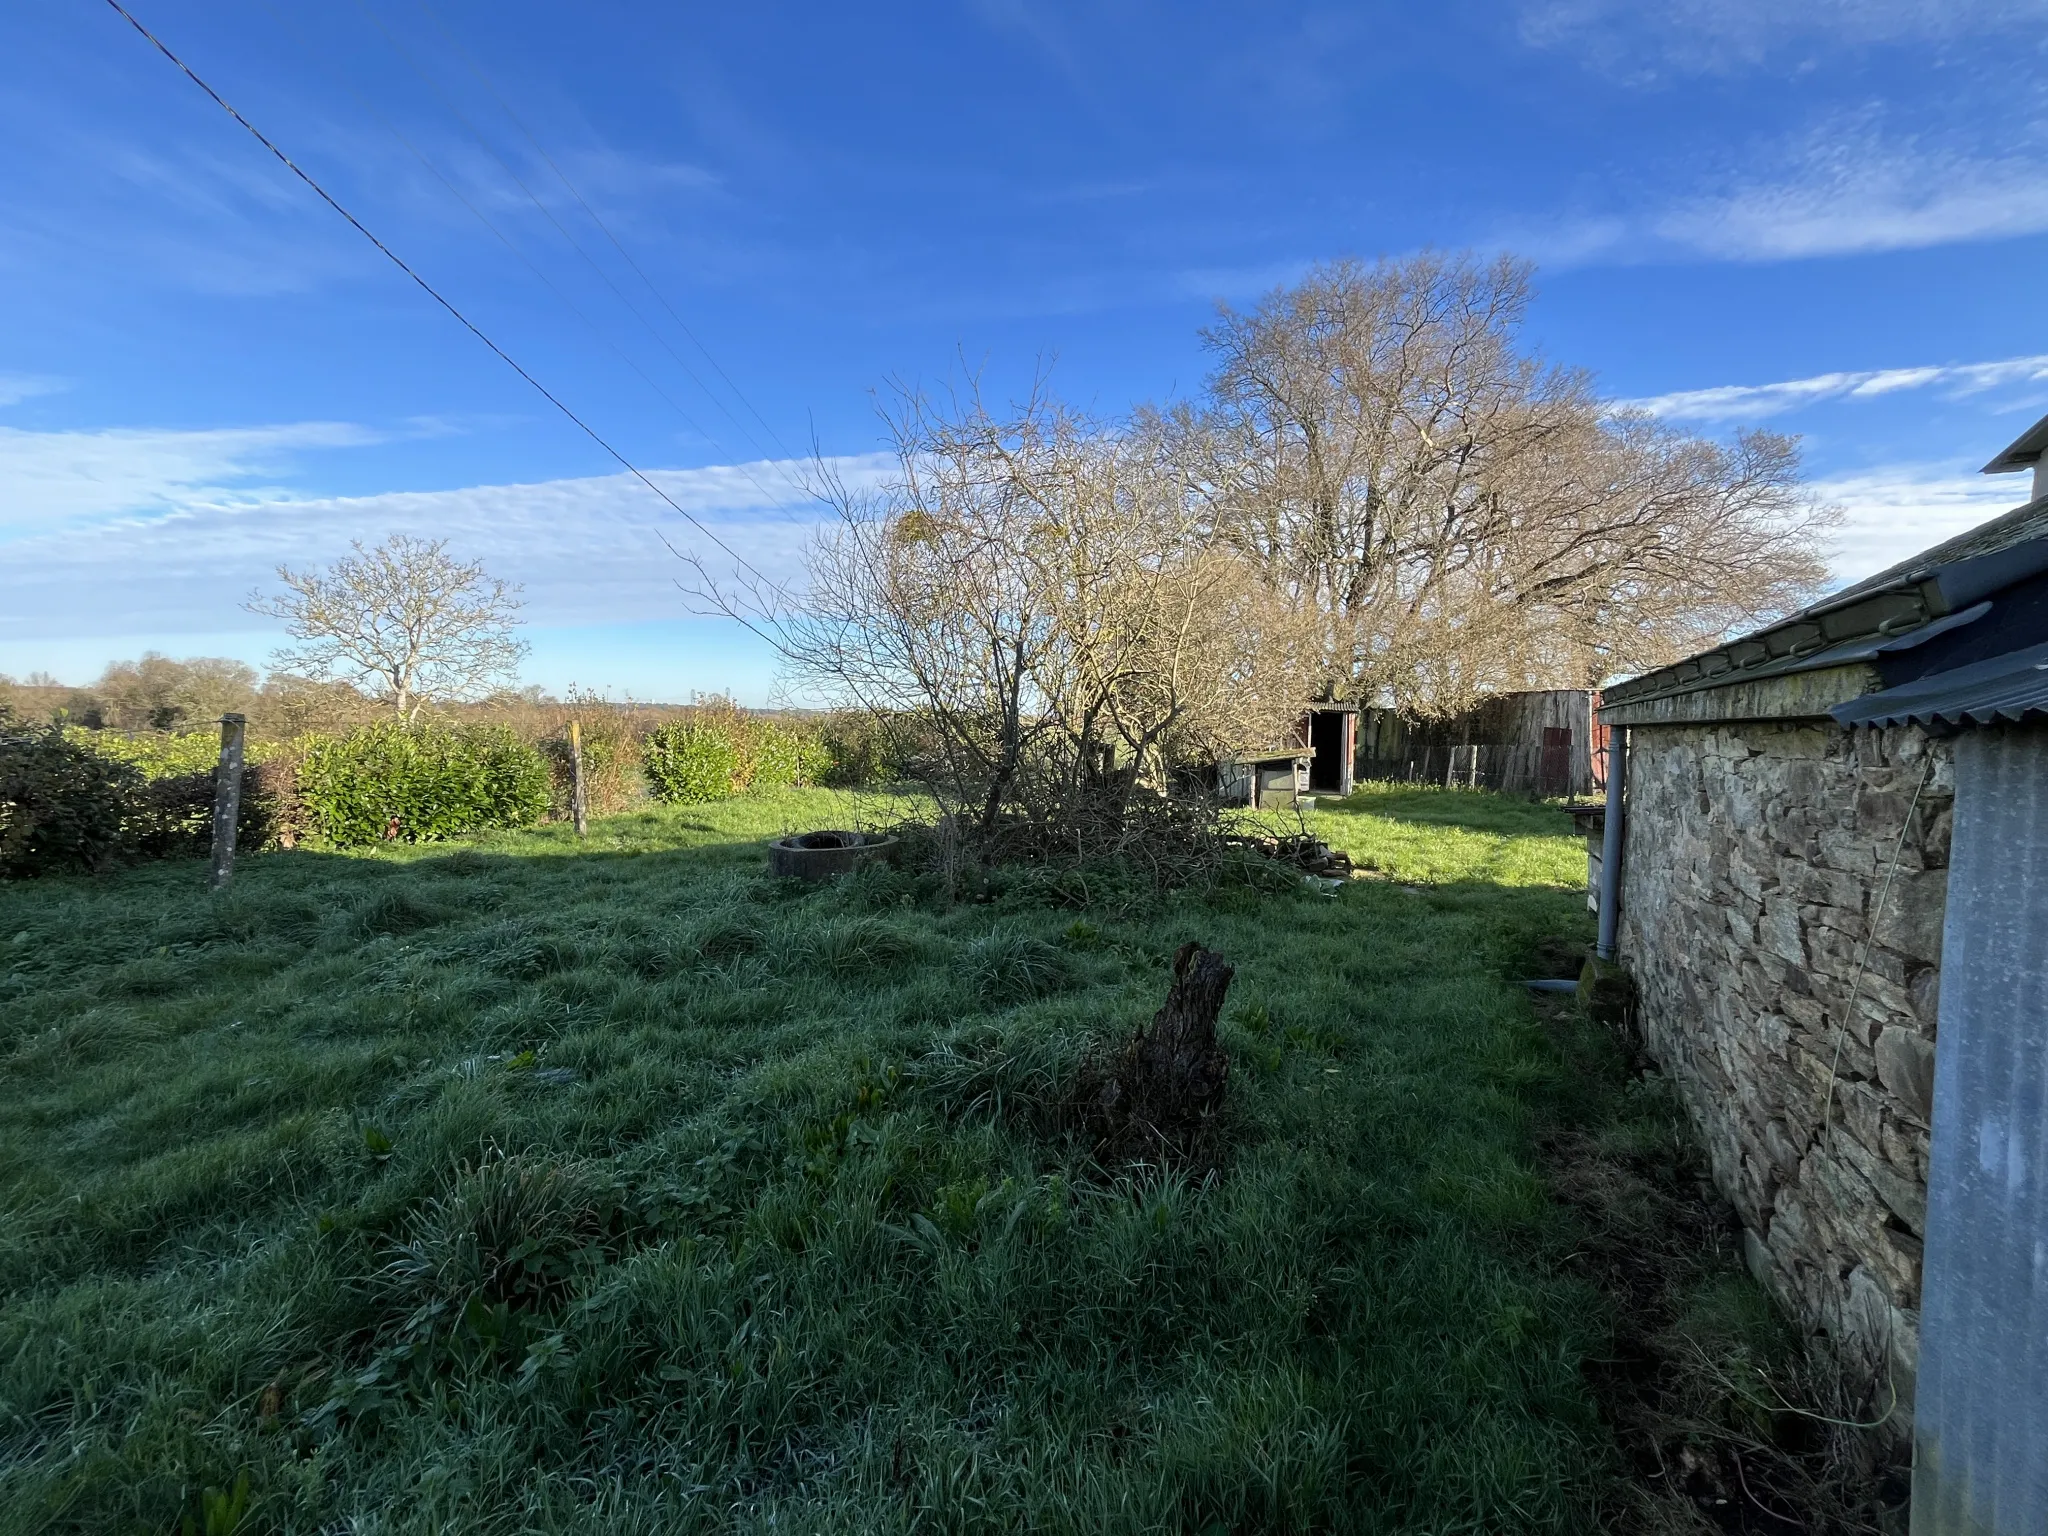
[1225,830,1354,879]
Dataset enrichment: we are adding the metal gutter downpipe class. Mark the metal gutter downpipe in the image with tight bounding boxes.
[1596,726,1626,961]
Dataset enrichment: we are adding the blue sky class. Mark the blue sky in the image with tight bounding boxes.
[5,0,2048,702]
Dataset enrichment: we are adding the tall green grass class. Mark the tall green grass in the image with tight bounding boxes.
[3,786,1630,1533]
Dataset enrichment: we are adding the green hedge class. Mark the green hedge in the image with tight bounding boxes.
[4,715,300,877]
[1,715,141,877]
[538,724,642,819]
[749,720,832,793]
[642,715,830,804]
[67,727,283,781]
[642,722,740,804]
[813,711,919,788]
[296,722,550,846]
[124,759,299,859]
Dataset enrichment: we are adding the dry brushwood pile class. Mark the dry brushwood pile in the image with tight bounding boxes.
[1080,942,1234,1163]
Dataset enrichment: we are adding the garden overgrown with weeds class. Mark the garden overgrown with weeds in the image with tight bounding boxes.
[1,785,1892,1533]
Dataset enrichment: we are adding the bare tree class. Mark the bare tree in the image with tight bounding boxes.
[95,653,259,731]
[745,378,1316,839]
[256,674,378,738]
[1181,252,1835,712]
[247,535,528,721]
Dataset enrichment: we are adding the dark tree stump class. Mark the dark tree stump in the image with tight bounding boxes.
[1090,942,1234,1159]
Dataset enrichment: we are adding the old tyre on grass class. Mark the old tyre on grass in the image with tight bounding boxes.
[767,830,898,880]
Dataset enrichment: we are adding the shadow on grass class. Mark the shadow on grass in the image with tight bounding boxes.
[1339,876,1591,978]
[0,808,849,932]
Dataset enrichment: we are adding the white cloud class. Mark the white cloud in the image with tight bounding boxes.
[1655,134,2048,260]
[1495,105,2048,266]
[0,456,888,641]
[1521,0,2048,76]
[0,413,880,645]
[0,373,66,408]
[0,421,383,529]
[1815,462,2030,584]
[1623,353,2048,421]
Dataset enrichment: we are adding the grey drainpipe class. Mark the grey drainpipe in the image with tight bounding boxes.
[1596,726,1626,961]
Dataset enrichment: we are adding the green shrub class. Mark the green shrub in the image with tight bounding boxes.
[815,710,923,787]
[123,758,299,859]
[296,721,550,846]
[642,721,740,804]
[748,718,832,791]
[643,705,831,804]
[0,713,141,877]
[60,728,299,859]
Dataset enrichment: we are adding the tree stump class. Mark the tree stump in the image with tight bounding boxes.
[1090,942,1234,1159]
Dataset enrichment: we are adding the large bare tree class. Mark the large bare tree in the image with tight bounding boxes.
[248,535,528,721]
[750,379,1316,835]
[1180,252,1835,712]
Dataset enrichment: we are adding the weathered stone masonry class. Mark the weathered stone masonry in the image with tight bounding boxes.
[1616,718,1951,1419]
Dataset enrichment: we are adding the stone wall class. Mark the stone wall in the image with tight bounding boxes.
[1616,719,1953,1428]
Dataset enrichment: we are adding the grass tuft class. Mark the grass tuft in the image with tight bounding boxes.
[385,1151,615,1315]
[960,930,1074,1001]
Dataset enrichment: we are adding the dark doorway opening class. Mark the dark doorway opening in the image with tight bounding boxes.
[1309,711,1349,795]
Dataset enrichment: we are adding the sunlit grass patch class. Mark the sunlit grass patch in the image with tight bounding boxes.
[1305,782,1587,888]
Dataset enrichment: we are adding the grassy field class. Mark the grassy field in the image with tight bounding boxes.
[2,784,1722,1534]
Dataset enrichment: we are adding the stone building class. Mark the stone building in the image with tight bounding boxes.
[1596,414,2048,1476]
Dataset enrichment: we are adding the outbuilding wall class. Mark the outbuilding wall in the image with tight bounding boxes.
[1357,689,1598,795]
[1616,719,1953,1426]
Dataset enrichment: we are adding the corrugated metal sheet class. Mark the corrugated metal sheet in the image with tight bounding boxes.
[1834,640,2048,731]
[1603,480,2048,716]
[1911,725,2048,1536]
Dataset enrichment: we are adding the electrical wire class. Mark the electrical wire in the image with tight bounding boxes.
[250,0,805,526]
[349,0,809,507]
[101,0,779,607]
[409,0,798,465]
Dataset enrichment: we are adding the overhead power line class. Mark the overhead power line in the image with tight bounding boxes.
[254,0,805,522]
[101,0,778,597]
[409,0,798,465]
[347,0,808,510]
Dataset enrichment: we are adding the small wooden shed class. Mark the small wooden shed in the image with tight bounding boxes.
[1217,703,1359,807]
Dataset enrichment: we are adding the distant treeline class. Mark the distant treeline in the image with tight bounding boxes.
[0,652,775,741]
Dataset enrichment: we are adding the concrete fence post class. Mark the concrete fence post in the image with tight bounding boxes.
[209,713,246,890]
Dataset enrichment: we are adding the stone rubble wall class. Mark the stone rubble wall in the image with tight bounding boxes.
[1617,720,1952,1427]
